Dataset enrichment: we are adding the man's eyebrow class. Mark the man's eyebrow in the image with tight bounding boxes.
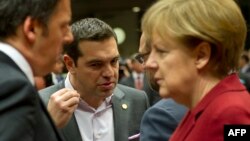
[86,55,120,63]
[86,60,102,65]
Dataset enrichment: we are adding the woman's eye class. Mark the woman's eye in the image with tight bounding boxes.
[155,48,168,57]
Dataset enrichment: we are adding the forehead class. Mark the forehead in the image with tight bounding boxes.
[78,38,119,60]
[151,31,172,47]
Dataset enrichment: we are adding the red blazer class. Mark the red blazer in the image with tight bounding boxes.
[170,74,250,141]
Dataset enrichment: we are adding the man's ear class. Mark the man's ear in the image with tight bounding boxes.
[23,16,38,43]
[194,42,211,70]
[63,55,76,74]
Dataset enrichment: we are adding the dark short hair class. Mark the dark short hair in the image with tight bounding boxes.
[0,0,60,38]
[64,18,117,65]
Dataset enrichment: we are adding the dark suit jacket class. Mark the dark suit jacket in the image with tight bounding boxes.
[140,99,187,141]
[0,51,63,141]
[119,74,161,106]
[39,82,149,141]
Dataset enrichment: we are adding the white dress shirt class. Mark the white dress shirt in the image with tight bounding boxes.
[0,42,34,85]
[64,73,114,141]
[132,72,144,82]
[132,71,144,89]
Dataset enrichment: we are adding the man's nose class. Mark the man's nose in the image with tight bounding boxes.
[102,65,114,77]
[64,28,74,44]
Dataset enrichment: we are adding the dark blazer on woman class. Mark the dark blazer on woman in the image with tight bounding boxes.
[140,99,187,141]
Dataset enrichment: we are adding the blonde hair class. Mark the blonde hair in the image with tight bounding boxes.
[142,0,247,76]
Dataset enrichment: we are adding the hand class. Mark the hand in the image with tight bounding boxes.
[47,88,80,128]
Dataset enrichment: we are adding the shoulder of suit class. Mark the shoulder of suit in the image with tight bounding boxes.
[39,83,60,93]
[39,82,64,103]
[117,84,142,91]
[116,84,146,96]
[154,99,187,109]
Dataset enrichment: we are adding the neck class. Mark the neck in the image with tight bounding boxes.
[189,74,221,109]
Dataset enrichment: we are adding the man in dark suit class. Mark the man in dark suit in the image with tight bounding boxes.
[137,33,187,141]
[0,0,73,140]
[140,99,187,141]
[39,18,149,141]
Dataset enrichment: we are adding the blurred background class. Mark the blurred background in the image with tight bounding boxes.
[71,0,250,58]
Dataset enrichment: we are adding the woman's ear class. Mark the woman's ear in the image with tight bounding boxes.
[23,16,36,43]
[63,55,76,74]
[194,42,211,70]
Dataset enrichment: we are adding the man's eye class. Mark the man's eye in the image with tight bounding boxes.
[111,59,119,65]
[90,63,101,67]
[135,52,150,64]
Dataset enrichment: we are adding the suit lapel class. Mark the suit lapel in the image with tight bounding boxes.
[53,83,82,141]
[129,76,135,87]
[112,86,129,141]
[61,115,82,141]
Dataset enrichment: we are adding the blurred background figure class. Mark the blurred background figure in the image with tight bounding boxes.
[238,53,250,92]
[120,54,144,90]
[44,56,65,87]
[118,58,131,81]
[239,53,250,73]
[119,54,161,106]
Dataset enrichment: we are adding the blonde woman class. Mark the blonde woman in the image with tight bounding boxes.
[141,0,250,140]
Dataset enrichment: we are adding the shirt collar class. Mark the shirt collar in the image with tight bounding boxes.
[132,71,144,79]
[0,42,34,85]
[64,72,74,89]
